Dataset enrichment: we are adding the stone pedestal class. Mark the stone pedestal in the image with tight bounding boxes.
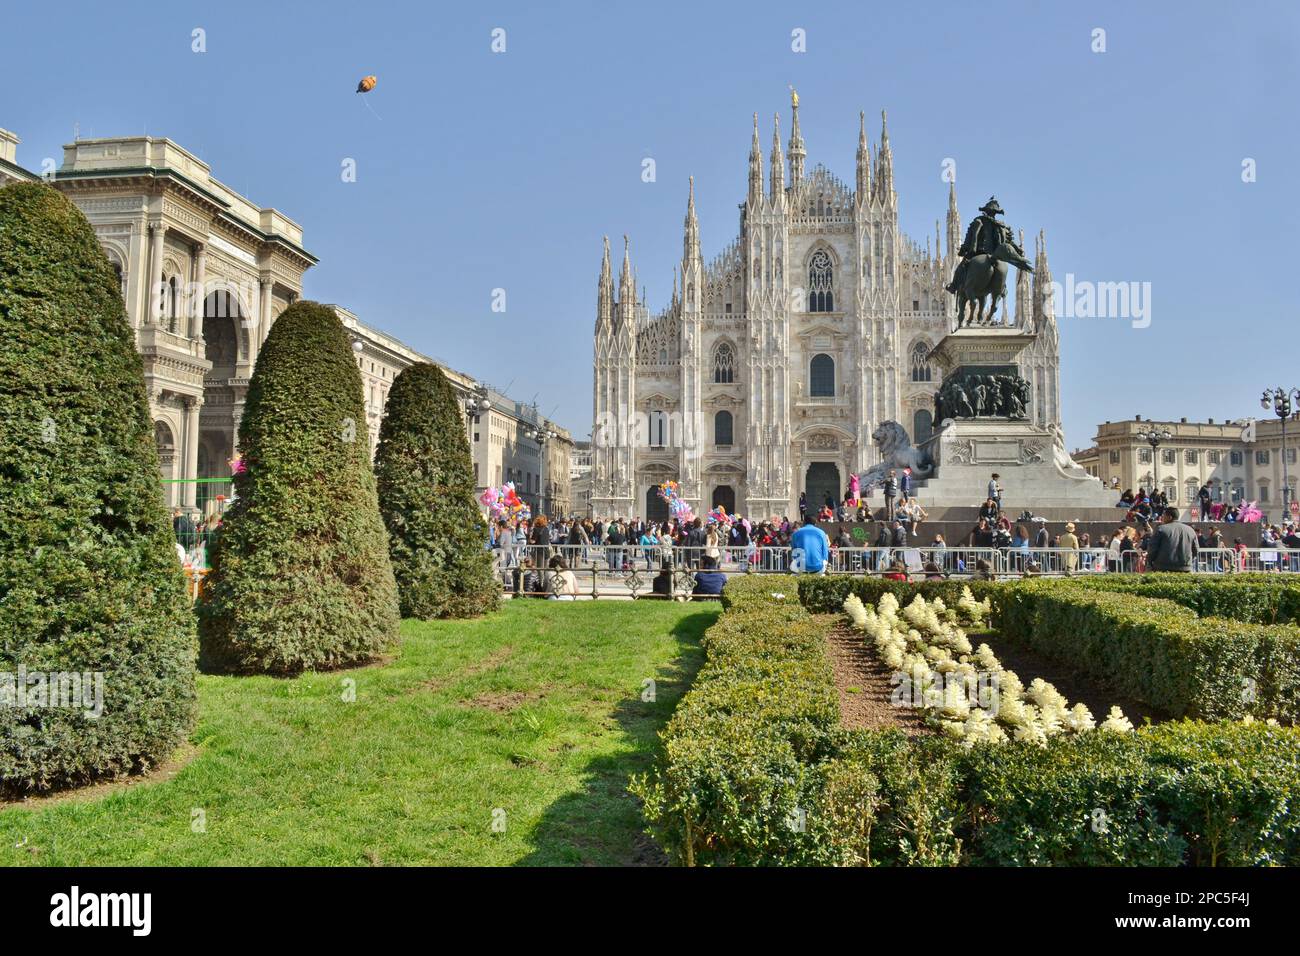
[915,326,1115,510]
[920,419,1115,509]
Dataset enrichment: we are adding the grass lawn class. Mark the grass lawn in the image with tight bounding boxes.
[0,600,716,866]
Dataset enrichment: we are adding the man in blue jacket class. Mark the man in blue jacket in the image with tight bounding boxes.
[692,555,727,596]
[791,519,831,574]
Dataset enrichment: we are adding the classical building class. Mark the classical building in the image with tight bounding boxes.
[591,96,1061,520]
[2,129,570,516]
[1073,415,1299,514]
[468,387,572,517]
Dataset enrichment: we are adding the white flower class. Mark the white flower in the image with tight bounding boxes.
[1099,706,1134,733]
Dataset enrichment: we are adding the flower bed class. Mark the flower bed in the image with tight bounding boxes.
[633,576,1300,866]
[802,576,1300,723]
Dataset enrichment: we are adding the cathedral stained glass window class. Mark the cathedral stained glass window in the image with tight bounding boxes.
[808,249,833,312]
[713,343,734,383]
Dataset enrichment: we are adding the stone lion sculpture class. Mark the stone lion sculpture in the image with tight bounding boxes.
[858,421,934,490]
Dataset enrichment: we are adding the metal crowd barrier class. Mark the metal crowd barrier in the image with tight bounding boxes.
[489,543,1300,599]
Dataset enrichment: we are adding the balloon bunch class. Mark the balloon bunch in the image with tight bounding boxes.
[1239,501,1263,523]
[228,454,246,476]
[479,482,531,523]
[657,481,695,524]
[706,504,734,527]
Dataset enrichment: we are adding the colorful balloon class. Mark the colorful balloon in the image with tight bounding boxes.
[356,75,377,93]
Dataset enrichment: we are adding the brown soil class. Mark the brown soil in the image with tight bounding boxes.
[0,742,199,814]
[462,689,548,712]
[819,616,932,735]
[971,629,1168,727]
[417,645,514,694]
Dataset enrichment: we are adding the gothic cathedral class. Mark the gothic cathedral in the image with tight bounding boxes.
[592,96,1061,520]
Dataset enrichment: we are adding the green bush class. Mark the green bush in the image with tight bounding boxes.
[0,183,196,794]
[798,575,1004,613]
[637,578,1300,865]
[374,363,498,619]
[197,301,400,675]
[1070,573,1300,625]
[994,583,1299,721]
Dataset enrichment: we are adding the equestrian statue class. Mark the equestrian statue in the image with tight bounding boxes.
[945,196,1034,328]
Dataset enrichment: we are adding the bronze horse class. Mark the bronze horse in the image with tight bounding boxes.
[954,242,1031,328]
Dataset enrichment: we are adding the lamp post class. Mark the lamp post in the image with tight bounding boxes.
[525,426,556,515]
[1261,387,1300,516]
[464,382,489,425]
[1136,423,1173,500]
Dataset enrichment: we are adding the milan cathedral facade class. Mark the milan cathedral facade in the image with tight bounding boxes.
[592,96,1061,520]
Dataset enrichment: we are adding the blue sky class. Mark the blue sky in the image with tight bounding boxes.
[2,0,1297,448]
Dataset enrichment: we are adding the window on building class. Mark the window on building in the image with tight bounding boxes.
[713,343,735,384]
[909,341,932,383]
[1185,450,1198,465]
[1231,450,1243,466]
[1109,450,1121,465]
[649,410,667,448]
[1162,449,1176,465]
[1139,448,1152,464]
[912,299,920,311]
[810,353,835,397]
[1208,450,1221,465]
[1259,482,1270,502]
[1257,450,1271,465]
[807,249,834,312]
[725,303,732,314]
[714,410,733,446]
[1289,448,1297,465]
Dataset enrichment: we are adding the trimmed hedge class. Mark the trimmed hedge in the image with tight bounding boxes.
[801,576,1300,722]
[374,362,498,619]
[197,302,400,674]
[0,184,197,794]
[1069,572,1300,625]
[634,577,1300,865]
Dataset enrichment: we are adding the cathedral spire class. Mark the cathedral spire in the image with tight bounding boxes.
[855,110,871,202]
[748,112,763,206]
[619,234,633,304]
[875,109,893,199]
[1032,229,1055,328]
[770,112,785,196]
[1015,228,1031,327]
[945,182,960,264]
[788,88,805,186]
[683,176,700,262]
[596,235,613,333]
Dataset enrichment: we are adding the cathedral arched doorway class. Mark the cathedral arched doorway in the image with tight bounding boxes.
[645,487,669,524]
[805,462,840,512]
[711,484,736,514]
[913,409,933,445]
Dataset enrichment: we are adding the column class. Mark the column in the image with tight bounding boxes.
[182,395,203,510]
[258,278,273,353]
[191,243,207,339]
[147,223,165,326]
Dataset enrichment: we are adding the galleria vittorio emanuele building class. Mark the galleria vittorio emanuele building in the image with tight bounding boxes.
[591,94,1063,521]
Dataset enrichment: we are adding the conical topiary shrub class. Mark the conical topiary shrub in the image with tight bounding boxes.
[0,183,197,795]
[375,363,499,618]
[197,301,400,674]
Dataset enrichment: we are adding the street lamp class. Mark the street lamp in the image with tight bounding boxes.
[1136,423,1173,496]
[1261,387,1300,515]
[464,382,489,425]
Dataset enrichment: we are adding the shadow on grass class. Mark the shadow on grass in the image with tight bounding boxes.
[516,608,715,866]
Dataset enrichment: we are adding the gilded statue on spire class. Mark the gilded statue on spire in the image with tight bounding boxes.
[789,86,799,109]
